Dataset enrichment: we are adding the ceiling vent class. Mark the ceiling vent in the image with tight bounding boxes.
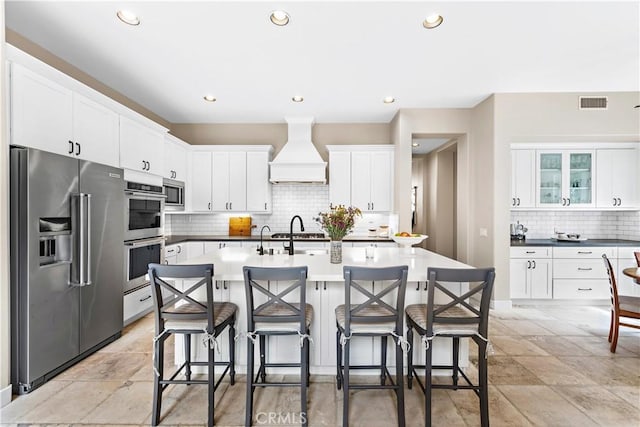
[579,96,608,110]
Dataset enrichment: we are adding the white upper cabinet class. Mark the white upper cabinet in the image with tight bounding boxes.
[327,145,394,212]
[536,149,595,208]
[164,135,188,181]
[190,152,213,212]
[510,149,536,208]
[329,151,351,206]
[212,151,247,212]
[596,148,638,209]
[246,150,272,212]
[119,115,165,176]
[10,63,119,166]
[190,147,272,213]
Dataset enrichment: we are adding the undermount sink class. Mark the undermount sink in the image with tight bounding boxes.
[270,248,329,256]
[271,232,326,239]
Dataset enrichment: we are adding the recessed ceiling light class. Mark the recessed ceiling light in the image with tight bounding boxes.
[292,95,304,102]
[116,10,140,26]
[383,96,395,104]
[423,13,443,29]
[203,95,216,102]
[270,10,290,26]
[412,143,420,148]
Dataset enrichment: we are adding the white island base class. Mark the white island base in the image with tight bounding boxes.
[172,246,472,376]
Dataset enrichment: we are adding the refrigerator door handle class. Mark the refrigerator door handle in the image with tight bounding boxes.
[84,193,92,285]
[70,193,92,286]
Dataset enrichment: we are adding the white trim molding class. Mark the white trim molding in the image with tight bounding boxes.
[491,299,513,310]
[1,384,12,408]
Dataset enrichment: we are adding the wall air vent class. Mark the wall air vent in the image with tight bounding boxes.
[579,96,608,110]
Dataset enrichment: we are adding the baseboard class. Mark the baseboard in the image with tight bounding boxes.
[1,384,12,408]
[491,299,513,310]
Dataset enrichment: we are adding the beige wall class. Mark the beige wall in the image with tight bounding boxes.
[5,29,170,129]
[396,109,472,262]
[1,4,11,402]
[171,122,391,162]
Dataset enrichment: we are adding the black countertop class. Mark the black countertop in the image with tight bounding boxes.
[165,234,394,246]
[511,238,640,247]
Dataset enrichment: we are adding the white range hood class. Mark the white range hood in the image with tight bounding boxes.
[269,117,327,183]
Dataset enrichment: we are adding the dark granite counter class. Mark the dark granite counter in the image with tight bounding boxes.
[165,234,393,246]
[511,238,640,247]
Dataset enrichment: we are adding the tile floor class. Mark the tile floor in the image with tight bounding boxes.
[1,305,639,426]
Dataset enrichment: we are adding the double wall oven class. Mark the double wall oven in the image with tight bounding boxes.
[124,182,165,293]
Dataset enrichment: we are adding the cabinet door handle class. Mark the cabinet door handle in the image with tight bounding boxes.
[68,140,74,154]
[617,198,621,206]
[527,260,531,269]
[75,142,81,156]
[613,197,617,206]
[229,202,232,210]
[561,198,565,206]
[371,202,374,210]
[517,198,520,206]
[215,280,220,290]
[416,281,420,291]
[139,294,152,302]
[315,281,319,291]
[532,260,536,269]
[177,245,181,253]
[223,281,228,290]
[324,281,327,291]
[577,267,593,271]
[577,288,593,291]
[208,202,211,210]
[265,202,267,210]
[567,198,571,206]
[512,198,515,206]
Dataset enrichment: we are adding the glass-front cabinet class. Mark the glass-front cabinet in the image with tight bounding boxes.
[536,150,595,208]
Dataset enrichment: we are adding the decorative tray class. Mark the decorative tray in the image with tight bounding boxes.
[552,236,588,242]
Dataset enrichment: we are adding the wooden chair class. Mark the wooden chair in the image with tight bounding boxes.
[634,251,640,267]
[148,263,237,427]
[602,255,640,353]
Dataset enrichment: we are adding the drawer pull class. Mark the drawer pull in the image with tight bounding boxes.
[577,251,592,254]
[577,267,593,271]
[577,288,593,291]
[525,251,535,254]
[139,295,152,302]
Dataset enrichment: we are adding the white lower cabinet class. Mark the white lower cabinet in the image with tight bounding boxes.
[123,286,154,326]
[509,247,552,299]
[552,247,613,301]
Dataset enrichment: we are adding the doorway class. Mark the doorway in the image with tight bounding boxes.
[411,137,458,259]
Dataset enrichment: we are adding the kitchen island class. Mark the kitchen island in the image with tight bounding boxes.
[174,246,473,375]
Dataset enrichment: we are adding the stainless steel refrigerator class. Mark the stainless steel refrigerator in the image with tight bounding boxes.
[10,146,125,393]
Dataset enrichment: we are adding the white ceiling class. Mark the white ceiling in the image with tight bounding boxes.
[5,1,639,124]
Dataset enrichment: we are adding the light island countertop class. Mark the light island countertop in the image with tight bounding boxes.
[185,246,472,282]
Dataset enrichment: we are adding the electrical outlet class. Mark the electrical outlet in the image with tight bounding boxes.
[479,228,488,237]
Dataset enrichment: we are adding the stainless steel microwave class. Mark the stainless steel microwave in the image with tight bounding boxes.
[163,178,184,211]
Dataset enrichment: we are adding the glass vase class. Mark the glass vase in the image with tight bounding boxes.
[330,240,342,264]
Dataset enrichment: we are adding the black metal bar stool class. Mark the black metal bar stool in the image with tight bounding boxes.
[406,267,495,427]
[243,266,312,427]
[148,263,237,427]
[336,265,409,427]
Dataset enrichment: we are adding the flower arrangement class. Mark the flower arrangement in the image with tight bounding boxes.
[315,204,362,241]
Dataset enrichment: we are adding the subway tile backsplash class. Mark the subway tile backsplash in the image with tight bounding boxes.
[166,183,391,237]
[510,210,640,240]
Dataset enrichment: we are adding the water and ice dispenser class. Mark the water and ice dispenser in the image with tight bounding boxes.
[38,217,71,266]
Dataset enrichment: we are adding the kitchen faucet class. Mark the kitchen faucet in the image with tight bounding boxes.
[257,225,271,256]
[284,215,305,255]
